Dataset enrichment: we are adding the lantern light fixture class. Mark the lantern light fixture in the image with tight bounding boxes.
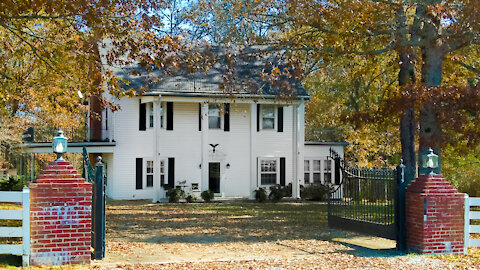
[52,130,68,161]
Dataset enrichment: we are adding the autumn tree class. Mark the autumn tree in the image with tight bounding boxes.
[212,0,480,183]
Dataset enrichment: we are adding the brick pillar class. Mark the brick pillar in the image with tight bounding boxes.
[29,161,92,265]
[406,174,465,254]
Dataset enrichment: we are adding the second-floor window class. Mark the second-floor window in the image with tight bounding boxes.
[209,104,221,129]
[261,105,275,129]
[148,103,154,128]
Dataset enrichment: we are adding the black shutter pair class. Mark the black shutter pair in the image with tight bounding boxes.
[136,157,175,190]
[198,103,230,131]
[139,101,173,131]
[256,105,283,132]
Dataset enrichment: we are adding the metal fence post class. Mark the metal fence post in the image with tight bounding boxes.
[93,156,105,260]
[395,160,407,252]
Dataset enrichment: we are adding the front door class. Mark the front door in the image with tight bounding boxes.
[208,162,220,193]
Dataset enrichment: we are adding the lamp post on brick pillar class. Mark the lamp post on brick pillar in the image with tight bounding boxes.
[405,148,465,255]
[28,130,92,266]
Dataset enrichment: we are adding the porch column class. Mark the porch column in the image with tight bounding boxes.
[293,100,305,199]
[201,102,209,191]
[249,103,257,198]
[152,98,161,202]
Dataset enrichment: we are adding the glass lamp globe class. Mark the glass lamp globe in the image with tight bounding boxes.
[422,148,438,174]
[52,130,68,161]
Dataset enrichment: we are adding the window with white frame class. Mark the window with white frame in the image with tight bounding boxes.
[159,160,165,187]
[159,103,164,128]
[304,158,332,184]
[261,105,275,129]
[147,103,154,128]
[304,160,310,184]
[146,160,154,187]
[259,158,278,185]
[324,159,333,184]
[208,103,221,129]
[313,160,322,183]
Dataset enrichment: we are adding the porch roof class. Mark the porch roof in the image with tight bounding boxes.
[21,142,115,154]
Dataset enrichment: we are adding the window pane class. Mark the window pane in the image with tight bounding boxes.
[160,161,164,173]
[313,173,321,183]
[261,106,275,129]
[324,173,332,183]
[261,160,276,172]
[304,160,310,171]
[324,160,332,171]
[304,173,310,184]
[261,174,276,185]
[147,161,153,173]
[147,175,153,187]
[262,106,275,118]
[262,118,274,129]
[208,104,220,129]
[313,160,321,171]
[209,116,220,129]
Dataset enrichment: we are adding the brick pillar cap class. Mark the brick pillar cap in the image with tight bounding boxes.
[406,174,459,194]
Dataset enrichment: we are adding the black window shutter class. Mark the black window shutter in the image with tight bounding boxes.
[280,157,286,186]
[199,103,202,131]
[277,107,283,132]
[167,157,175,189]
[256,104,260,132]
[139,101,146,131]
[334,157,341,185]
[166,102,173,130]
[135,158,143,189]
[224,103,230,132]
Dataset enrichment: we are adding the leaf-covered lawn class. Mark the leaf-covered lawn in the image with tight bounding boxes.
[94,199,461,269]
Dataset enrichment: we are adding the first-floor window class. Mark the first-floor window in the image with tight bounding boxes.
[259,158,278,185]
[304,158,334,185]
[304,160,310,184]
[146,160,154,187]
[324,160,332,184]
[159,160,165,187]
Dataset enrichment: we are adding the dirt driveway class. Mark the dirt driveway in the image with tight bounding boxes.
[92,199,467,269]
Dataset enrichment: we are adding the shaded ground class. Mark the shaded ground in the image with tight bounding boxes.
[92,199,465,269]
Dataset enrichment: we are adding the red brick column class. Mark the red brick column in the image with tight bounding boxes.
[29,161,92,265]
[406,174,465,254]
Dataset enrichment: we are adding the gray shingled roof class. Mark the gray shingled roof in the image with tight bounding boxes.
[103,45,308,99]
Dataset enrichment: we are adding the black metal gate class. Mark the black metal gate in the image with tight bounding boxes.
[328,149,402,240]
[82,146,106,260]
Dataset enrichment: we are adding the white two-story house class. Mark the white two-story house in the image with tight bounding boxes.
[22,46,347,201]
[94,46,346,201]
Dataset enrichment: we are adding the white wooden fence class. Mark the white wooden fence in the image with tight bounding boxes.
[0,188,30,266]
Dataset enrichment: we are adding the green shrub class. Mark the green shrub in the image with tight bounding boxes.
[301,184,331,201]
[269,184,292,202]
[186,194,196,203]
[201,190,214,202]
[0,176,25,191]
[166,187,184,203]
[254,188,267,202]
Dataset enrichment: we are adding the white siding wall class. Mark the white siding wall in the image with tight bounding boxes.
[106,96,301,200]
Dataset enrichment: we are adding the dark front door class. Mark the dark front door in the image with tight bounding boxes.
[209,162,220,193]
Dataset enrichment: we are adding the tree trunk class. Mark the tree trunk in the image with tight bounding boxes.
[419,45,444,175]
[396,6,417,184]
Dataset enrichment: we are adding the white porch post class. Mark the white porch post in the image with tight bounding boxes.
[250,103,257,199]
[201,102,209,191]
[152,98,161,202]
[293,100,305,199]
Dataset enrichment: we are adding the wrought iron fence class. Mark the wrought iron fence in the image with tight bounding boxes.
[82,146,94,183]
[328,149,398,239]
